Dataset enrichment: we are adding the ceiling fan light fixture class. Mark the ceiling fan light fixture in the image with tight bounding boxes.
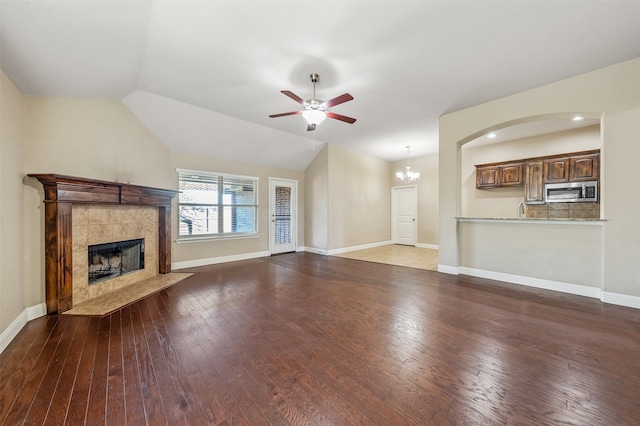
[269,73,355,131]
[302,109,327,126]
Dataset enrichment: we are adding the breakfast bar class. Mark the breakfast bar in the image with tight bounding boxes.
[455,217,606,298]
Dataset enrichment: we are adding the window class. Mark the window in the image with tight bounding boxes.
[178,169,258,239]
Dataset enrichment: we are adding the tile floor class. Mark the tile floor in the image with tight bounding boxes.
[334,244,438,271]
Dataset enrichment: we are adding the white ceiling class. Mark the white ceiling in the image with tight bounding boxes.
[2,1,639,171]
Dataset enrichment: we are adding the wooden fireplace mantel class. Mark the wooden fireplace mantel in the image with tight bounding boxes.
[28,174,178,314]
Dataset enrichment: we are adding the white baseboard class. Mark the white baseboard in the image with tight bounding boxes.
[304,241,434,256]
[416,243,439,250]
[303,246,329,255]
[459,267,602,299]
[326,240,393,256]
[602,291,640,309]
[0,303,46,355]
[303,241,393,256]
[438,264,459,275]
[172,250,270,270]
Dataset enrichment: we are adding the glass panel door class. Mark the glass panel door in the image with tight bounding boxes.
[269,178,297,254]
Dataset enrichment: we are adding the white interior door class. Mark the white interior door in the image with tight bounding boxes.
[392,186,417,246]
[269,178,297,254]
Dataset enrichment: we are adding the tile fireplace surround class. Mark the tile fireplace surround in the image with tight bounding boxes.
[29,174,177,315]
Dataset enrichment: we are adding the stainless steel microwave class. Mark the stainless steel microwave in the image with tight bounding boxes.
[544,181,598,203]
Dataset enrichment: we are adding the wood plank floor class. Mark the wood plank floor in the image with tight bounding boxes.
[1,252,638,425]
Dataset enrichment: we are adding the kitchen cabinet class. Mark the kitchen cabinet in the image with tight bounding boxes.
[543,153,599,183]
[476,150,599,190]
[570,153,599,181]
[500,163,524,186]
[476,165,500,188]
[475,162,523,188]
[524,160,544,204]
[543,157,570,183]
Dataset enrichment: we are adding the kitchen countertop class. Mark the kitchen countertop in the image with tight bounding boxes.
[456,217,606,225]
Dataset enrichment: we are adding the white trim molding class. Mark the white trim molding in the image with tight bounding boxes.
[302,246,329,255]
[416,243,439,250]
[459,267,602,299]
[438,264,459,275]
[326,240,393,256]
[601,292,640,309]
[460,267,640,310]
[172,251,270,270]
[0,303,46,354]
[305,241,435,256]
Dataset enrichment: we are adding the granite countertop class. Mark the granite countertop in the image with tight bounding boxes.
[456,217,606,224]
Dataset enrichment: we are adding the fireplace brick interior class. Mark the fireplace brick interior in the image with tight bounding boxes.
[72,205,158,305]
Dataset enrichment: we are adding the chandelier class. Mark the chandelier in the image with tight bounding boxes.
[396,145,420,184]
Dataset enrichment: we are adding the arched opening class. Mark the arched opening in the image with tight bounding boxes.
[458,113,602,219]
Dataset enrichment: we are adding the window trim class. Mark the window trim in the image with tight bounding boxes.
[177,168,259,241]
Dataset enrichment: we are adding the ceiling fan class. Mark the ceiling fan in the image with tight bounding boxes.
[269,73,356,131]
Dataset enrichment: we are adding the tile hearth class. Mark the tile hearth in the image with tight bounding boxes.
[63,272,194,316]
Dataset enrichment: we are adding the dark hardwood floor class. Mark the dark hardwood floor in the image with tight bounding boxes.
[1,252,638,425]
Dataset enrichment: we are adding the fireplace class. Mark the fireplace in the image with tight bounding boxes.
[88,238,145,285]
[28,174,177,314]
[72,204,159,305]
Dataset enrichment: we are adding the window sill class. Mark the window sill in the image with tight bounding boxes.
[176,233,260,244]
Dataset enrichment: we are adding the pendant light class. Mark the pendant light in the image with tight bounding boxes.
[396,145,420,184]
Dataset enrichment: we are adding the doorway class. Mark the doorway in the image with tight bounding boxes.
[392,185,417,246]
[269,178,298,254]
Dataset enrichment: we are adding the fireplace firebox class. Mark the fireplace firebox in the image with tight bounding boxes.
[88,238,145,285]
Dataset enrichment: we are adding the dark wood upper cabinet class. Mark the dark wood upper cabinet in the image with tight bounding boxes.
[476,165,500,188]
[543,157,570,183]
[475,162,523,188]
[500,163,524,186]
[476,150,599,190]
[524,160,544,204]
[570,153,599,181]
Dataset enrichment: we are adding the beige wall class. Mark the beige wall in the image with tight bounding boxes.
[170,152,304,264]
[25,98,174,189]
[458,221,602,288]
[0,69,27,332]
[602,106,640,297]
[14,93,306,325]
[22,97,174,308]
[304,144,391,252]
[390,153,439,246]
[439,58,640,300]
[304,145,329,250]
[461,125,601,218]
[327,144,391,250]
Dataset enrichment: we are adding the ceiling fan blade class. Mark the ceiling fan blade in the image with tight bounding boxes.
[324,93,353,108]
[307,123,316,131]
[327,111,356,124]
[269,111,301,118]
[281,90,305,105]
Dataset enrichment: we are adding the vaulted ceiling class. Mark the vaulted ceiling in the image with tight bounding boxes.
[2,1,639,170]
